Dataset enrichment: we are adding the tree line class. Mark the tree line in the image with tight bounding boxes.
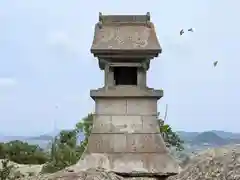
[0,113,184,173]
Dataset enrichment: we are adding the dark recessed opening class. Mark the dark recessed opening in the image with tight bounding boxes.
[113,67,137,85]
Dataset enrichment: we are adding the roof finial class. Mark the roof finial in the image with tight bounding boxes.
[146,12,150,21]
[146,12,151,28]
[99,12,103,22]
[98,12,103,29]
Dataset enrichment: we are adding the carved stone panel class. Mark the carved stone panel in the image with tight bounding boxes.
[88,134,128,153]
[126,134,167,153]
[110,134,127,153]
[111,115,142,133]
[87,134,111,153]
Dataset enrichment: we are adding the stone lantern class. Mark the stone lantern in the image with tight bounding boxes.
[77,12,179,179]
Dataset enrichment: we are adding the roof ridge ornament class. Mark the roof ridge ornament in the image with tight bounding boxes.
[146,12,151,28]
[98,12,103,29]
[146,12,150,21]
[97,12,151,24]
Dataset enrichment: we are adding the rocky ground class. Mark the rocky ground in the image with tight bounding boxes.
[168,145,240,180]
[2,145,240,180]
[0,159,43,178]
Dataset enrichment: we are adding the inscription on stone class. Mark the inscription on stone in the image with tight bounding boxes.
[111,116,142,133]
[88,134,110,153]
[111,134,127,152]
[95,26,150,48]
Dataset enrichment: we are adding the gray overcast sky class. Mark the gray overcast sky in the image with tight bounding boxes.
[0,0,239,136]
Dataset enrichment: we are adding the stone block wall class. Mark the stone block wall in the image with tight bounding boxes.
[95,98,158,115]
[87,98,167,154]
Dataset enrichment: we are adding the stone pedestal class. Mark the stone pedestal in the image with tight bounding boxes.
[77,87,179,177]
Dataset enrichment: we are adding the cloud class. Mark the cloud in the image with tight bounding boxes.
[47,31,70,46]
[0,78,17,87]
[46,31,79,55]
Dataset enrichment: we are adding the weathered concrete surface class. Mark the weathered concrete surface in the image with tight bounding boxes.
[76,95,180,177]
[71,153,179,176]
[90,13,161,52]
[90,13,162,69]
[91,23,161,50]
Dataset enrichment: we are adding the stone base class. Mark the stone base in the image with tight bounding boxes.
[125,178,167,180]
[72,152,180,177]
[90,86,163,100]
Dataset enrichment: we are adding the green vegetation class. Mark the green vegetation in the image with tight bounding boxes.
[158,118,184,151]
[0,140,48,164]
[41,113,93,173]
[0,113,183,174]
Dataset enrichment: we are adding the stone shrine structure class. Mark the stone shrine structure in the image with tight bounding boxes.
[77,13,179,179]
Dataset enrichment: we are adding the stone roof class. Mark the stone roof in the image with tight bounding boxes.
[90,13,161,58]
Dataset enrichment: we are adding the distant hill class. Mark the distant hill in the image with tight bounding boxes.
[228,138,240,144]
[28,135,53,141]
[177,130,240,143]
[210,130,240,139]
[0,136,28,142]
[26,131,85,149]
[177,131,199,142]
[191,131,228,146]
[1,130,239,150]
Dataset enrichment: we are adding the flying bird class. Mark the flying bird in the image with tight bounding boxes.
[180,29,184,36]
[213,61,218,67]
[188,28,194,32]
